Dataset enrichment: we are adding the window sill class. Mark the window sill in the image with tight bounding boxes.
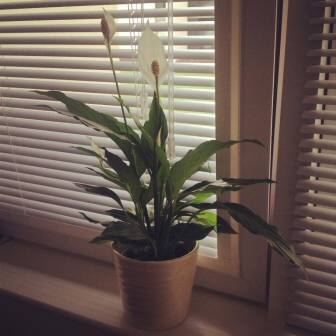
[1,239,289,336]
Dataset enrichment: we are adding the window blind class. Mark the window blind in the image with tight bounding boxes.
[0,1,216,254]
[285,2,336,335]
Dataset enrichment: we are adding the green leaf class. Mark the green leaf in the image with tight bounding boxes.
[170,139,263,198]
[177,181,212,202]
[143,91,168,150]
[79,212,114,227]
[90,221,151,245]
[104,148,142,202]
[105,209,139,225]
[72,146,102,159]
[170,223,215,241]
[34,91,138,140]
[194,211,237,234]
[87,167,127,190]
[198,178,274,196]
[74,183,124,209]
[116,96,172,180]
[173,210,194,221]
[140,183,153,206]
[34,91,146,177]
[216,216,238,234]
[192,201,306,273]
[187,192,214,205]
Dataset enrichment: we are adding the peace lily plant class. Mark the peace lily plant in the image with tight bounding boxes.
[35,10,305,272]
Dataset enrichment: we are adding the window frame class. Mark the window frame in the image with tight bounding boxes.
[0,0,278,303]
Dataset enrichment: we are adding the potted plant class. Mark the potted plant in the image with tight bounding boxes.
[35,10,305,330]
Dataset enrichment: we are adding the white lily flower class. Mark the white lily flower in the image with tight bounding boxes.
[101,8,116,49]
[138,22,169,91]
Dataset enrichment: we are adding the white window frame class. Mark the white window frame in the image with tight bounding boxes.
[0,0,278,303]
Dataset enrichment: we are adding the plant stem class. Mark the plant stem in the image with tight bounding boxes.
[107,45,138,177]
[153,75,163,258]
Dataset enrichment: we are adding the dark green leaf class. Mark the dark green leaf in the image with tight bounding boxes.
[170,223,215,241]
[194,211,237,234]
[34,91,138,139]
[104,148,142,202]
[216,216,238,234]
[170,139,263,198]
[87,167,127,190]
[105,209,139,225]
[173,210,194,221]
[177,181,212,201]
[79,212,114,227]
[34,91,146,177]
[143,91,168,149]
[74,183,124,209]
[72,146,102,159]
[90,221,151,245]
[192,201,306,273]
[117,97,172,181]
[197,178,274,196]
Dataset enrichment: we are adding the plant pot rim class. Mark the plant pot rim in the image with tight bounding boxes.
[112,241,199,265]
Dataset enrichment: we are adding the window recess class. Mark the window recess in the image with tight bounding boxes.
[0,0,276,301]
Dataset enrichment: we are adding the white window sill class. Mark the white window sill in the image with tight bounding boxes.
[0,239,291,336]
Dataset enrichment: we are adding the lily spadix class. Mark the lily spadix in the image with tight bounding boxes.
[138,22,169,91]
[101,8,116,49]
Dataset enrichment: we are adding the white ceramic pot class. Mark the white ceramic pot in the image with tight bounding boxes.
[112,241,199,330]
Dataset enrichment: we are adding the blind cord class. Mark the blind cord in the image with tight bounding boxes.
[0,52,27,214]
[127,0,148,122]
[167,0,175,161]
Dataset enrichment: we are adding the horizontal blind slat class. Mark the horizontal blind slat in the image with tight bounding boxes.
[1,78,216,101]
[0,47,214,60]
[0,35,214,46]
[1,105,215,126]
[305,79,336,89]
[302,109,336,120]
[289,278,336,300]
[294,204,336,222]
[0,59,215,74]
[293,241,336,262]
[299,138,336,150]
[1,69,215,87]
[309,33,336,40]
[287,302,336,326]
[294,217,336,235]
[0,0,191,10]
[292,229,336,249]
[0,21,214,34]
[306,64,336,73]
[297,178,336,194]
[301,123,336,136]
[0,7,215,22]
[303,94,336,105]
[290,267,336,288]
[299,255,336,275]
[0,90,215,114]
[298,151,336,165]
[290,291,336,315]
[311,1,336,7]
[308,48,336,56]
[286,314,336,336]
